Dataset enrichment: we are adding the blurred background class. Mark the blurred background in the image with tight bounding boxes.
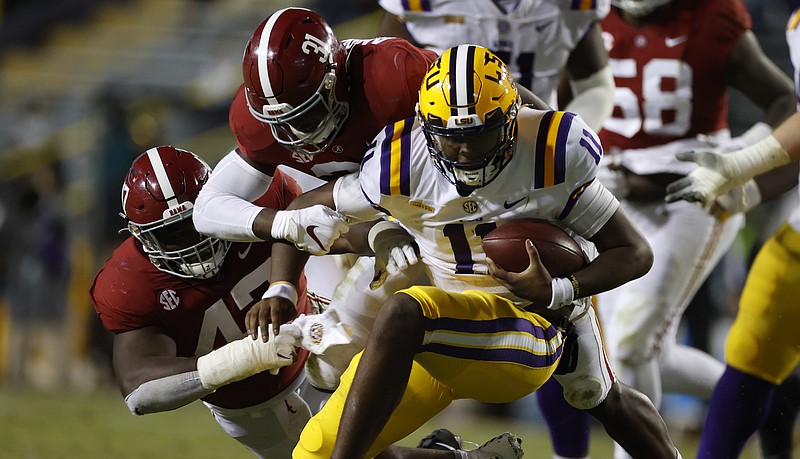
[0,0,797,457]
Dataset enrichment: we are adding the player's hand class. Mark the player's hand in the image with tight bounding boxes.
[487,239,553,306]
[279,309,352,355]
[367,220,419,289]
[270,205,350,255]
[712,179,761,217]
[666,150,746,206]
[261,326,297,375]
[246,297,297,342]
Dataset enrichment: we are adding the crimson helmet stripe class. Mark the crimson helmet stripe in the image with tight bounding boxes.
[449,45,477,118]
[257,8,290,106]
[145,147,179,208]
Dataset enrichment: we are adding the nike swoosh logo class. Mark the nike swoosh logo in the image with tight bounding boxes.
[503,196,527,209]
[665,36,688,48]
[306,225,325,250]
[237,242,253,259]
[535,20,552,32]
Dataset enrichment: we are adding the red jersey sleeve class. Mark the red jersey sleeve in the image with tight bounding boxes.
[697,0,751,59]
[354,38,438,127]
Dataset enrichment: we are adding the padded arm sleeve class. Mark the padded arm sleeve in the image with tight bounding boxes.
[193,150,272,242]
[124,371,212,415]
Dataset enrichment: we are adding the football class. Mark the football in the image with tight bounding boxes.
[482,219,586,276]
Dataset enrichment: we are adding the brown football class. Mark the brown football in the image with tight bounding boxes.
[482,219,586,276]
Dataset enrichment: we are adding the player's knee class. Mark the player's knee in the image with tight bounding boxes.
[380,293,425,336]
[561,375,607,410]
[293,418,332,459]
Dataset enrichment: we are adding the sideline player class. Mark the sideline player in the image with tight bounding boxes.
[285,44,683,459]
[90,146,320,458]
[539,1,797,457]
[376,0,615,131]
[664,9,800,457]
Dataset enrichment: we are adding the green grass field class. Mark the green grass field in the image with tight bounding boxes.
[0,385,773,458]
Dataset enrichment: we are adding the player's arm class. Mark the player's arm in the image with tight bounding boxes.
[114,324,294,415]
[667,112,800,205]
[562,22,615,131]
[489,206,651,310]
[726,30,796,129]
[583,206,653,296]
[193,149,348,255]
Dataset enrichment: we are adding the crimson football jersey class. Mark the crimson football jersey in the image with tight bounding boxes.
[229,37,437,181]
[90,169,311,409]
[599,0,751,152]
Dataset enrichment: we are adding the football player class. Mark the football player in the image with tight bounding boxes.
[90,146,327,458]
[283,44,683,459]
[664,8,800,458]
[537,1,798,457]
[189,7,439,389]
[376,0,616,131]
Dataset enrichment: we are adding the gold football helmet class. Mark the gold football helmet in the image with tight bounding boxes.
[418,44,520,190]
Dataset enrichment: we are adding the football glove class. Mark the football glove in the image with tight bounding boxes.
[279,309,353,356]
[196,327,296,390]
[367,220,419,289]
[270,205,350,255]
[665,135,789,206]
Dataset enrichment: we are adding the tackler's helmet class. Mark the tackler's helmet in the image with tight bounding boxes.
[121,146,230,279]
[418,44,520,191]
[242,7,349,156]
[610,0,672,17]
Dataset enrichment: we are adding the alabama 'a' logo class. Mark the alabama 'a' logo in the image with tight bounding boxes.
[159,289,180,311]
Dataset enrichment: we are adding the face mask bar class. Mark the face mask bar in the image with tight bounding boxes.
[420,106,518,191]
[246,72,349,156]
[124,209,231,279]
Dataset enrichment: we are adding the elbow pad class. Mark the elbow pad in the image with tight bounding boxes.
[565,66,615,132]
[124,371,212,415]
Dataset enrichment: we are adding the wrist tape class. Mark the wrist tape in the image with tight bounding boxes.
[548,277,575,310]
[262,281,298,306]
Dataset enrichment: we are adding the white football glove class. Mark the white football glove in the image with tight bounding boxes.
[279,309,354,356]
[713,179,762,216]
[665,135,789,206]
[367,220,419,289]
[196,327,296,390]
[270,205,350,255]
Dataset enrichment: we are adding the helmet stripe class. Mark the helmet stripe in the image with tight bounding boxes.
[449,45,476,118]
[257,8,288,106]
[146,147,179,208]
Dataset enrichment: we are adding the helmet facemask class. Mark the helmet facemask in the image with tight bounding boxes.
[417,44,521,192]
[124,197,230,280]
[246,71,349,156]
[421,106,518,191]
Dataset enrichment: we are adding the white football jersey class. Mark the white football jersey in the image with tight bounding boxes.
[785,9,800,231]
[335,108,618,304]
[379,0,609,103]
